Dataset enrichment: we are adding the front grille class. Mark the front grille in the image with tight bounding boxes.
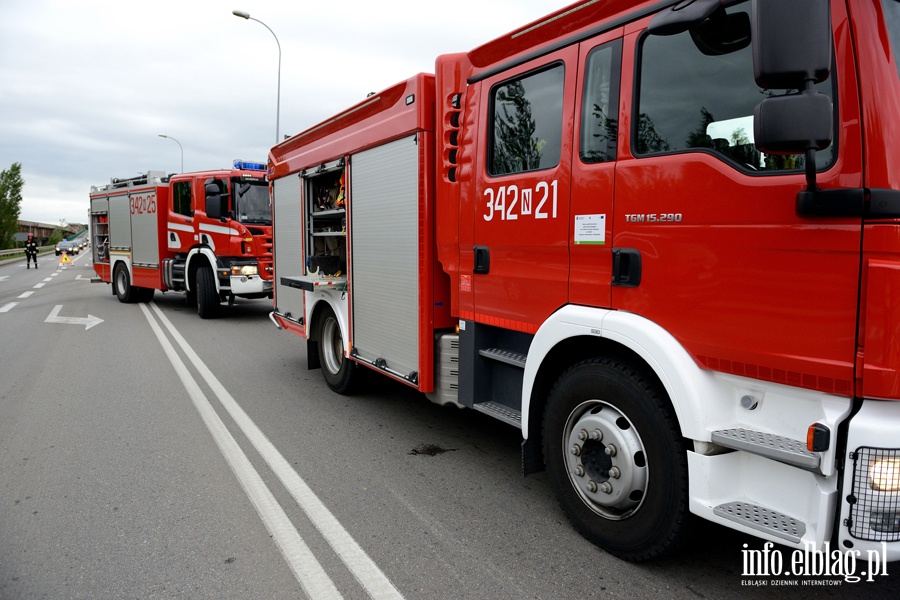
[849,447,900,542]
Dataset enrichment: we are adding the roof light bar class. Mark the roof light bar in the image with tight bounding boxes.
[234,160,266,171]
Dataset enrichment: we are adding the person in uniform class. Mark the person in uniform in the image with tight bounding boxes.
[25,233,38,269]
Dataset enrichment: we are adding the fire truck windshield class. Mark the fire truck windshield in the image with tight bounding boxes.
[233,180,270,224]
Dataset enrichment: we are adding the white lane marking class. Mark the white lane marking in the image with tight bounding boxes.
[51,272,59,277]
[42,277,52,282]
[0,302,17,313]
[33,283,45,288]
[149,302,404,600]
[44,305,103,330]
[139,303,342,600]
[0,276,9,281]
[18,291,34,298]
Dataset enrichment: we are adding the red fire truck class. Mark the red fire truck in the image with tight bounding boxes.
[269,0,900,561]
[90,161,273,317]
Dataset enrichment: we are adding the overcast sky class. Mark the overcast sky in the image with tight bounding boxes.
[0,0,559,227]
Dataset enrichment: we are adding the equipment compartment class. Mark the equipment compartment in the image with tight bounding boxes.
[304,162,347,279]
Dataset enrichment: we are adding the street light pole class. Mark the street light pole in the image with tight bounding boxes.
[232,9,281,144]
[158,134,184,173]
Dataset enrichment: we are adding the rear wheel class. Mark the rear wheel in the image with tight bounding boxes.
[114,264,136,303]
[543,358,690,561]
[114,264,132,302]
[114,264,153,303]
[317,305,356,394]
[196,266,219,319]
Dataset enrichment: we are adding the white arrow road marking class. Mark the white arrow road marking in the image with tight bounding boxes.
[0,302,17,313]
[44,305,103,330]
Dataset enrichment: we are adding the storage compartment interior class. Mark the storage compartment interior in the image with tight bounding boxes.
[304,164,346,278]
[91,211,109,263]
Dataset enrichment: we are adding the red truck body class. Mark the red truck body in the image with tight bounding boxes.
[90,162,273,316]
[270,0,900,562]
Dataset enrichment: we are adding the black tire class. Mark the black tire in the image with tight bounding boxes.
[114,264,154,303]
[317,305,357,394]
[543,358,690,561]
[114,264,136,303]
[196,266,219,319]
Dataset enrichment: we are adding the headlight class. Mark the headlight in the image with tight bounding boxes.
[870,459,900,491]
[231,264,258,276]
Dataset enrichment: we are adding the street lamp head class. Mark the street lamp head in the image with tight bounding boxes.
[232,9,250,19]
[158,134,168,139]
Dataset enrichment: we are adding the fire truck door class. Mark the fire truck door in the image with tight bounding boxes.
[612,6,863,394]
[471,46,578,332]
[167,179,194,253]
[569,33,622,308]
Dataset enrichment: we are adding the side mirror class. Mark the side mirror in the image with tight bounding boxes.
[204,179,229,220]
[206,194,228,220]
[751,0,833,192]
[751,0,831,90]
[754,91,832,154]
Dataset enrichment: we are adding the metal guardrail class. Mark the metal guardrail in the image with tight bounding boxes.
[0,246,55,258]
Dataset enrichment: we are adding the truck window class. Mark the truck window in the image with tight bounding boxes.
[886,0,900,79]
[172,181,191,216]
[489,64,564,176]
[636,0,835,172]
[233,180,271,225]
[580,40,622,164]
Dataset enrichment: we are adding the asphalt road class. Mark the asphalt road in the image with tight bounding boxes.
[1,252,899,599]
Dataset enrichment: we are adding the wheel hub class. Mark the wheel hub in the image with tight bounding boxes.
[564,400,648,519]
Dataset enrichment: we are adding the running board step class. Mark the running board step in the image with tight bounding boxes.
[479,348,526,368]
[714,501,806,544]
[472,401,522,428]
[711,428,820,471]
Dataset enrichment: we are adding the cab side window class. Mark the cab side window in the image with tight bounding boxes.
[636,0,835,172]
[489,64,565,176]
[580,40,622,164]
[172,181,192,216]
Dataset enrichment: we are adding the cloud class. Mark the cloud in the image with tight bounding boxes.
[0,0,557,226]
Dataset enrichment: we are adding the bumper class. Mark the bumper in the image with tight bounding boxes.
[230,274,273,296]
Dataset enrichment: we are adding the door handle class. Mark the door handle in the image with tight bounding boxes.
[474,246,490,274]
[612,248,641,287]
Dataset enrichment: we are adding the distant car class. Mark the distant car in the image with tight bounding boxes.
[55,239,79,255]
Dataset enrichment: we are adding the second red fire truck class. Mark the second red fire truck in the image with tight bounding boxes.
[269,0,900,562]
[90,161,273,317]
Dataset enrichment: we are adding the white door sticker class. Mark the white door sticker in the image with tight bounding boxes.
[574,214,606,245]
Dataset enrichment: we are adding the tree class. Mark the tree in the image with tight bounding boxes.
[635,113,670,155]
[0,163,24,250]
[492,81,544,175]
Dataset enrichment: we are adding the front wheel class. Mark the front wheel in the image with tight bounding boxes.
[543,358,690,561]
[317,305,357,394]
[196,266,219,319]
